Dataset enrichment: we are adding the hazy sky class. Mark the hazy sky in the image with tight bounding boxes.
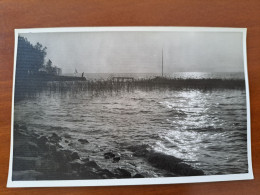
[20,31,244,74]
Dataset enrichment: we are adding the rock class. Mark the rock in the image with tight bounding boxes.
[68,143,73,146]
[53,150,66,162]
[27,141,38,151]
[56,160,72,174]
[71,152,80,160]
[69,159,84,170]
[49,133,61,143]
[13,142,38,157]
[70,162,81,170]
[49,144,57,152]
[82,158,90,162]
[84,161,100,170]
[128,144,149,157]
[79,170,101,179]
[57,144,63,148]
[133,173,145,178]
[20,124,27,130]
[56,150,79,162]
[13,157,38,171]
[79,161,103,179]
[165,173,176,177]
[14,123,20,130]
[14,130,24,139]
[104,152,115,159]
[37,136,49,152]
[147,151,204,176]
[96,169,115,179]
[80,161,101,174]
[78,139,89,144]
[37,136,48,145]
[114,168,131,178]
[60,150,73,161]
[65,140,69,143]
[12,170,43,181]
[113,156,120,163]
[64,133,71,138]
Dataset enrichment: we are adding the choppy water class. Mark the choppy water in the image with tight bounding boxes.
[14,81,248,177]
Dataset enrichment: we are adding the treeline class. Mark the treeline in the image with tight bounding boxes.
[16,36,62,80]
[15,36,62,100]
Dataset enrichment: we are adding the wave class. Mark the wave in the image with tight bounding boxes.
[65,119,85,122]
[167,109,187,117]
[186,126,224,132]
[139,110,153,114]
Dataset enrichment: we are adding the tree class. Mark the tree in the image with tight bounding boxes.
[16,36,47,79]
[46,59,53,74]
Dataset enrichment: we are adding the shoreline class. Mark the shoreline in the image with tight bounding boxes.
[12,122,205,181]
[13,123,143,180]
[14,75,245,101]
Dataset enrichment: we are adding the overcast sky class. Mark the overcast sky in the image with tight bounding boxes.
[20,31,244,74]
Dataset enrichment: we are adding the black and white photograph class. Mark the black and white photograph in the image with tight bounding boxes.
[7,27,253,187]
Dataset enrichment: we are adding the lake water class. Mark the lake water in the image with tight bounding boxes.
[13,72,248,177]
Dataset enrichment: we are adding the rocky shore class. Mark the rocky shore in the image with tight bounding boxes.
[128,145,204,177]
[12,123,204,181]
[12,123,142,180]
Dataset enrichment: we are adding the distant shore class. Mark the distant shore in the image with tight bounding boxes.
[46,77,245,93]
[14,75,245,101]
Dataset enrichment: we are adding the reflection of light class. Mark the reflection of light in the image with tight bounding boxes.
[155,89,214,164]
[154,129,205,162]
[173,72,207,80]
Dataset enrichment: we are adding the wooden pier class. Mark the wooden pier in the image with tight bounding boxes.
[111,77,134,83]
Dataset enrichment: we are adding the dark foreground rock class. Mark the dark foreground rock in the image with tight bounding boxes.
[133,173,145,178]
[114,168,132,178]
[113,156,120,163]
[49,133,61,143]
[104,152,115,159]
[12,123,136,181]
[129,144,204,176]
[147,152,204,176]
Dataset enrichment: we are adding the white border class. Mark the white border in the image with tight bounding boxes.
[7,27,253,188]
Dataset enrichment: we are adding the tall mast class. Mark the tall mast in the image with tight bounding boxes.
[162,48,164,77]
